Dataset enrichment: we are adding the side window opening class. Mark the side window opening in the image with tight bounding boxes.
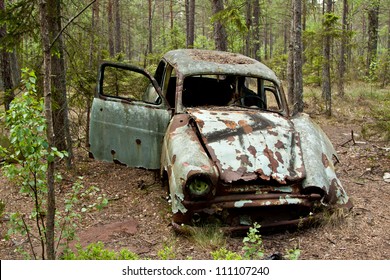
[101,65,161,105]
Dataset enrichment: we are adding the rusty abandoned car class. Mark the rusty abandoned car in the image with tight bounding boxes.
[89,49,352,232]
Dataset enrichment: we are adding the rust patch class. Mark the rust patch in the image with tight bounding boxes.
[195,118,205,129]
[227,136,235,143]
[223,120,237,129]
[169,115,189,132]
[238,154,252,167]
[189,49,255,65]
[247,145,257,157]
[172,155,177,164]
[322,153,329,168]
[275,140,285,149]
[263,146,279,172]
[238,120,253,134]
[275,151,284,164]
[201,165,210,171]
[267,129,279,136]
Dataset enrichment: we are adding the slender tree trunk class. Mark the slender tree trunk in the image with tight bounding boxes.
[187,0,195,48]
[253,0,260,60]
[338,0,348,97]
[288,0,303,115]
[47,0,72,166]
[322,0,332,116]
[107,0,114,57]
[212,0,227,51]
[148,0,153,54]
[170,0,174,29]
[385,4,390,86]
[114,0,121,54]
[0,0,14,111]
[38,0,56,260]
[245,0,252,56]
[367,0,380,72]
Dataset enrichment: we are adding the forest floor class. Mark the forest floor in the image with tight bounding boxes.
[1,93,389,260]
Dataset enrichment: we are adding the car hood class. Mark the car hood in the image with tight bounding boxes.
[188,108,306,184]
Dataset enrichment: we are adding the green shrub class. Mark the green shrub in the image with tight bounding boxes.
[62,242,139,260]
[211,247,242,260]
[242,222,264,260]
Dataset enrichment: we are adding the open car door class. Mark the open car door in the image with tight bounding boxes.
[89,62,171,169]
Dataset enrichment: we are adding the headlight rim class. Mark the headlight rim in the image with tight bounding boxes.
[185,174,214,199]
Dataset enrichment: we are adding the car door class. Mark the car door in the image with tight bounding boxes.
[89,62,172,169]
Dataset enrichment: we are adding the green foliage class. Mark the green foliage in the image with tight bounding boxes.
[211,247,243,260]
[0,69,108,259]
[362,100,390,141]
[55,178,109,252]
[211,5,247,34]
[284,248,301,260]
[62,242,139,260]
[0,70,58,258]
[157,244,176,260]
[242,222,264,260]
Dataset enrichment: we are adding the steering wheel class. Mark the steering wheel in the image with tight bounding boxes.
[232,95,266,108]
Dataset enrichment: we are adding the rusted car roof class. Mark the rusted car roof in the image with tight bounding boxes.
[163,49,280,84]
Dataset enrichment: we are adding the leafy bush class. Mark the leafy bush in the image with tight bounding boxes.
[157,244,176,260]
[242,222,264,260]
[211,247,242,260]
[62,242,139,260]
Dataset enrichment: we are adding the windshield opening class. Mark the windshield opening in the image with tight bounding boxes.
[181,75,282,112]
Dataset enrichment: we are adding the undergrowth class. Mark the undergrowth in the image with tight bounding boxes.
[304,82,390,142]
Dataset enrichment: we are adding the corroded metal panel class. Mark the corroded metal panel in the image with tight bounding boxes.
[89,98,171,169]
[160,114,219,214]
[292,113,351,207]
[188,108,305,184]
[163,49,280,85]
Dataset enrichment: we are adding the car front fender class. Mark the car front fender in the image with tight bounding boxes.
[161,114,219,214]
[292,114,351,208]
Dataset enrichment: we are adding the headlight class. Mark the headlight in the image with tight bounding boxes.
[186,175,213,198]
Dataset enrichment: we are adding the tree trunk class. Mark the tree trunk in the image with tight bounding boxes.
[186,0,195,48]
[338,0,348,97]
[322,0,332,117]
[287,0,303,115]
[47,0,72,165]
[114,0,121,54]
[367,0,380,71]
[212,0,227,51]
[38,0,56,260]
[148,0,153,54]
[0,0,14,111]
[170,0,174,30]
[245,0,252,56]
[107,0,114,57]
[253,0,260,60]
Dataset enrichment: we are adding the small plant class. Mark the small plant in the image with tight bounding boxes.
[242,222,264,260]
[157,244,176,260]
[211,247,242,260]
[62,242,139,260]
[284,248,301,260]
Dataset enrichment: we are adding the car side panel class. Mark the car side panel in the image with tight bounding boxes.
[89,97,171,169]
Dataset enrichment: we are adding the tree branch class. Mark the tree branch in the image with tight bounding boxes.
[49,0,96,50]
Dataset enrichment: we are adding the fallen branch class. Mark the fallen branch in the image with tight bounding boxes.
[340,130,356,147]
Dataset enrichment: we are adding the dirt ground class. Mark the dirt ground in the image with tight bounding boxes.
[0,116,389,260]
